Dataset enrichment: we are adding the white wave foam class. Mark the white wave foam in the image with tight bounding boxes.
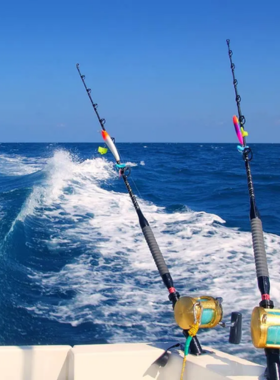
[140,161,145,166]
[125,161,138,167]
[17,150,116,223]
[0,154,45,176]
[15,149,280,364]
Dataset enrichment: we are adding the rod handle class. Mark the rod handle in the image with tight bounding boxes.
[250,218,269,278]
[142,225,169,277]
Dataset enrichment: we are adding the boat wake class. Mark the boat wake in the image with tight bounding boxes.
[1,148,280,364]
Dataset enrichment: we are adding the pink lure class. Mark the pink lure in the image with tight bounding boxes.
[233,115,243,145]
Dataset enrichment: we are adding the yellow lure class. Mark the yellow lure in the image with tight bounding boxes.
[98,146,108,155]
[241,127,248,137]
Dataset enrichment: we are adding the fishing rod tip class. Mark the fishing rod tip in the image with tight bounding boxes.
[76,63,80,68]
[226,39,230,44]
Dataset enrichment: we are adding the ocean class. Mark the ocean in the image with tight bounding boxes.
[0,142,279,366]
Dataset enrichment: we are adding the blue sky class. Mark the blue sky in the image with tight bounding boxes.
[0,0,279,142]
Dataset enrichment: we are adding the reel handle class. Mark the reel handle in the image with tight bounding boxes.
[229,312,242,344]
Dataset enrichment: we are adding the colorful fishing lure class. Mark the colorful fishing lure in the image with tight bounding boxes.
[233,115,244,145]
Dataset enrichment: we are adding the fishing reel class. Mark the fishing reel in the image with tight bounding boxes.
[251,307,280,348]
[174,296,242,344]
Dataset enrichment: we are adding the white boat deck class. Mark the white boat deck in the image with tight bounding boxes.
[0,342,265,380]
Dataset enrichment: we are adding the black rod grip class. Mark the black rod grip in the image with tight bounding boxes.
[250,218,269,278]
[142,224,169,277]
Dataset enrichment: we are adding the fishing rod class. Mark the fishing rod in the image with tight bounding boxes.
[76,64,241,370]
[76,63,179,305]
[226,39,280,379]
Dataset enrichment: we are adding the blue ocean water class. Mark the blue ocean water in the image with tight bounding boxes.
[0,143,279,366]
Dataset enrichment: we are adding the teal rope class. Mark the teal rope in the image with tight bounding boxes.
[184,336,193,356]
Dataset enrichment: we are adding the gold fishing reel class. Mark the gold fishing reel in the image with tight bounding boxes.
[251,307,280,348]
[174,295,223,330]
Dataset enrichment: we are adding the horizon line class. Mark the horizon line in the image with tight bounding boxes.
[0,141,279,144]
